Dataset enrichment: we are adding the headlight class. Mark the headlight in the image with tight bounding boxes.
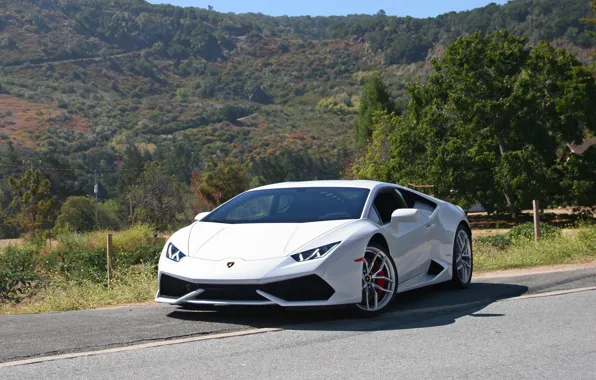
[291,242,340,262]
[165,243,186,262]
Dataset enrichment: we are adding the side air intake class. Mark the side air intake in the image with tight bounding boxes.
[427,260,445,276]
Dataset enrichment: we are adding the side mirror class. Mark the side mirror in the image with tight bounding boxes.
[194,211,210,221]
[391,209,420,230]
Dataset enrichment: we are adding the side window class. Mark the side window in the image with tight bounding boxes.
[368,206,382,224]
[373,189,406,224]
[398,188,437,212]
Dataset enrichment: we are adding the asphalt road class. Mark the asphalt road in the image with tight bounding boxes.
[1,266,595,379]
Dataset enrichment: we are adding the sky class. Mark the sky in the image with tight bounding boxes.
[148,0,509,18]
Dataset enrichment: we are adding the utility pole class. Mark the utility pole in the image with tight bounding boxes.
[129,190,133,220]
[94,170,99,225]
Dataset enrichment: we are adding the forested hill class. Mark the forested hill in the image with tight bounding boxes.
[0,0,594,206]
[0,0,593,66]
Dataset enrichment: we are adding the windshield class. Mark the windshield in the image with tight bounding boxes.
[202,187,370,224]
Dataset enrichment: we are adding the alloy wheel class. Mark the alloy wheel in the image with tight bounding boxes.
[357,246,396,312]
[454,229,472,283]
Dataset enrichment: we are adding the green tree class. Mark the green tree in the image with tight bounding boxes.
[9,170,57,237]
[176,88,189,102]
[191,159,249,210]
[558,146,596,206]
[355,30,596,215]
[117,145,144,202]
[584,0,596,65]
[354,73,393,145]
[131,162,187,231]
[55,196,96,232]
[98,200,122,229]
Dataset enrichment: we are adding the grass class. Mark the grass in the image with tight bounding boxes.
[0,266,156,315]
[474,224,596,271]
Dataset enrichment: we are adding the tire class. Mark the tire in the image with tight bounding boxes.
[351,242,398,317]
[451,225,473,288]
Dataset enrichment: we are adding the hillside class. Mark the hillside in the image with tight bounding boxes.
[0,0,594,201]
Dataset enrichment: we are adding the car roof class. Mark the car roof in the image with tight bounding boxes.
[250,180,391,191]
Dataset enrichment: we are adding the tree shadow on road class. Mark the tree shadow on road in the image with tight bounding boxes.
[166,282,528,332]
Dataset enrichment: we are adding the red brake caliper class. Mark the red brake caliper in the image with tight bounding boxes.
[372,262,387,297]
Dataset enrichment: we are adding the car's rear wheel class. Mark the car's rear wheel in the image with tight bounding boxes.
[451,226,473,288]
[354,243,397,316]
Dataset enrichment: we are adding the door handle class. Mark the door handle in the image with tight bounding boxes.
[425,223,436,230]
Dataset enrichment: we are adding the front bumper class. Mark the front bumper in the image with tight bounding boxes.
[155,239,365,307]
[156,273,336,306]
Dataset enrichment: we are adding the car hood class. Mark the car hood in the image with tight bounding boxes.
[186,220,353,261]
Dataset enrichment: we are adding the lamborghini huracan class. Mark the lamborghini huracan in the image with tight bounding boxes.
[155,180,472,315]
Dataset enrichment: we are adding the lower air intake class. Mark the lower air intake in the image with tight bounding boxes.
[261,275,335,301]
[158,274,335,302]
[159,274,200,298]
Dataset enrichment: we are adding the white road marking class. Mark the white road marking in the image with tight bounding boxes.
[0,328,283,368]
[504,286,596,301]
[381,287,596,320]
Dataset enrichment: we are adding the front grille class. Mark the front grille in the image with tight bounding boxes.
[159,274,335,302]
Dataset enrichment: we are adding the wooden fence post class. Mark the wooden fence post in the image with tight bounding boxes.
[533,200,541,243]
[107,233,113,288]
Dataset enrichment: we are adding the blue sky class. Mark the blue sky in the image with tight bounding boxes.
[148,0,509,18]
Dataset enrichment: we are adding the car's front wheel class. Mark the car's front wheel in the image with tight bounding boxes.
[354,243,397,316]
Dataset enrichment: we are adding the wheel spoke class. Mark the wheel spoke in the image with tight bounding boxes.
[372,283,393,294]
[365,285,370,310]
[372,275,394,283]
[373,288,378,310]
[369,251,380,270]
[457,234,465,251]
[372,257,387,276]
[363,258,370,274]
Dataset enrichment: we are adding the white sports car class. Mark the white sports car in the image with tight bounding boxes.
[155,180,472,315]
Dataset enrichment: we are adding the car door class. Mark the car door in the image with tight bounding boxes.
[370,187,430,283]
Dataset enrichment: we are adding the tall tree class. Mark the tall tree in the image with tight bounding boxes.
[9,170,57,238]
[354,73,393,145]
[131,162,187,231]
[54,196,96,232]
[191,159,249,211]
[117,145,144,204]
[355,30,596,215]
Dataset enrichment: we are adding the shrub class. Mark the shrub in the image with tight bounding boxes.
[55,196,96,232]
[508,222,561,241]
[0,245,40,301]
[86,224,158,253]
[578,225,596,251]
[98,200,122,229]
[477,234,512,250]
[45,247,107,283]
